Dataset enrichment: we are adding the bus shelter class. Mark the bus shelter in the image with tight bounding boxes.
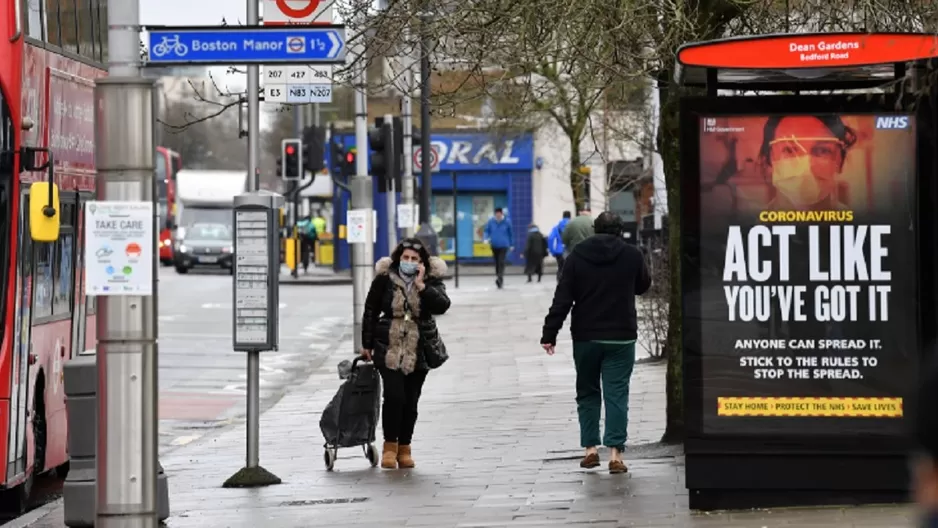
[676,32,938,510]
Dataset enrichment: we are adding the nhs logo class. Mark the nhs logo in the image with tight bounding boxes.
[875,116,910,129]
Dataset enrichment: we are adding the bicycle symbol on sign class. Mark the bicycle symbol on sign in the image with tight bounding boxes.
[152,35,189,57]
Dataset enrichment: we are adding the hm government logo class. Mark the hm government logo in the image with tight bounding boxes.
[875,116,909,130]
[703,117,745,134]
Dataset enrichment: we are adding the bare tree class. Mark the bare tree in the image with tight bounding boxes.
[159,94,244,170]
[638,244,670,361]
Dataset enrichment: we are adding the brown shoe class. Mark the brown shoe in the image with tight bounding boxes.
[609,459,628,474]
[580,452,600,468]
[381,442,398,469]
[397,444,415,468]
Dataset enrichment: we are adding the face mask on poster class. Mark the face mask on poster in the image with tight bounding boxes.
[771,156,832,207]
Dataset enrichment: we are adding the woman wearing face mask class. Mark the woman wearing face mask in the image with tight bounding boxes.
[760,115,857,211]
[360,238,451,469]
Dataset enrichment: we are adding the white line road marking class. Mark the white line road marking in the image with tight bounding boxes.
[258,364,286,375]
[308,343,330,350]
[170,435,202,446]
[209,384,245,395]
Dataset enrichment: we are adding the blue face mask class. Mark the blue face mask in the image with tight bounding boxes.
[399,261,419,276]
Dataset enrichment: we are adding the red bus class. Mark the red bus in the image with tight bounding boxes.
[156,146,180,265]
[0,0,105,510]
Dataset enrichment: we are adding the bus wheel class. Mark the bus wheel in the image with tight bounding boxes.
[0,474,32,515]
[32,376,47,482]
[51,460,69,479]
[0,380,44,514]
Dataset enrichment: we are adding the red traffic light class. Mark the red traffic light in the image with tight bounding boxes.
[346,152,354,163]
[285,145,296,155]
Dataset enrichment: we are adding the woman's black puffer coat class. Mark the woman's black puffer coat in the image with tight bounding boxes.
[361,256,450,371]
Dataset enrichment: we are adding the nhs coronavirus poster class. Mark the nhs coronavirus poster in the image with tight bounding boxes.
[697,114,917,436]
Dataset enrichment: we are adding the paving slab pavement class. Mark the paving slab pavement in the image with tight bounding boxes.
[19,277,916,527]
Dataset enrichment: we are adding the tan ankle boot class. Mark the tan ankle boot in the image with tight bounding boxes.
[381,442,398,469]
[397,444,415,468]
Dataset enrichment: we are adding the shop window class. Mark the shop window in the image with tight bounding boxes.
[33,242,54,319]
[24,0,44,40]
[44,0,60,45]
[76,0,93,59]
[53,233,73,315]
[57,0,79,54]
[94,0,107,62]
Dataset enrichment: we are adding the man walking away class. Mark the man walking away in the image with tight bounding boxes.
[561,208,594,254]
[540,211,651,474]
[523,223,547,283]
[548,211,571,281]
[483,207,513,289]
[296,215,317,273]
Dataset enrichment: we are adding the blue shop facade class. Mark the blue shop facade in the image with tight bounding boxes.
[330,131,534,270]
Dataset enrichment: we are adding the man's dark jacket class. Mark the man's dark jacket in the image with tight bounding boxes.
[541,234,651,344]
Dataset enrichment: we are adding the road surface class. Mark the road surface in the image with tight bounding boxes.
[155,267,352,452]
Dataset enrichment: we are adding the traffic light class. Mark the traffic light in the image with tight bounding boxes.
[368,118,396,193]
[343,148,356,179]
[302,126,326,174]
[330,141,345,177]
[281,138,302,180]
[329,123,344,176]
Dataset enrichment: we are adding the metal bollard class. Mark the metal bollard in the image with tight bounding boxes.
[63,354,170,526]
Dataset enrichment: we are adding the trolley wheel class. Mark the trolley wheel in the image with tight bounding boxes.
[364,443,378,467]
[324,448,337,471]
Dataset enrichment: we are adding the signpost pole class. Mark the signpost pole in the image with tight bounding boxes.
[350,32,373,352]
[416,14,438,254]
[94,0,159,524]
[246,0,263,473]
[401,25,416,238]
[220,0,282,489]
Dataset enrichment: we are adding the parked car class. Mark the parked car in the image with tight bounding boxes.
[174,223,233,274]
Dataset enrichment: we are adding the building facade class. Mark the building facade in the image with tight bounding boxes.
[330,131,534,269]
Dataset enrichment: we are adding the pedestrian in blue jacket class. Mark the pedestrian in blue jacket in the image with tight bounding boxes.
[547,211,572,281]
[483,207,513,288]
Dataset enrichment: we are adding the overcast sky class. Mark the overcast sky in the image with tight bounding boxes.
[141,0,252,93]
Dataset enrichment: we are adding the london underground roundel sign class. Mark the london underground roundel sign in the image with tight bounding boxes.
[275,0,319,18]
[264,0,331,25]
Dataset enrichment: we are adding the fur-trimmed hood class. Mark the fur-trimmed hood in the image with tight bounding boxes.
[375,256,447,278]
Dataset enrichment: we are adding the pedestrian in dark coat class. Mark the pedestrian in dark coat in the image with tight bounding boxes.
[360,238,451,469]
[523,224,547,282]
[540,212,651,474]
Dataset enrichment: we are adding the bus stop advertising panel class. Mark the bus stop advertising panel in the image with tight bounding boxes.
[677,33,938,510]
[697,112,915,433]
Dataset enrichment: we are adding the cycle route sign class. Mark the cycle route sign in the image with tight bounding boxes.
[146,25,346,65]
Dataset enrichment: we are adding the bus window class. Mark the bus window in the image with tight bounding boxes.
[24,0,44,40]
[53,234,73,315]
[44,0,61,46]
[33,242,54,319]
